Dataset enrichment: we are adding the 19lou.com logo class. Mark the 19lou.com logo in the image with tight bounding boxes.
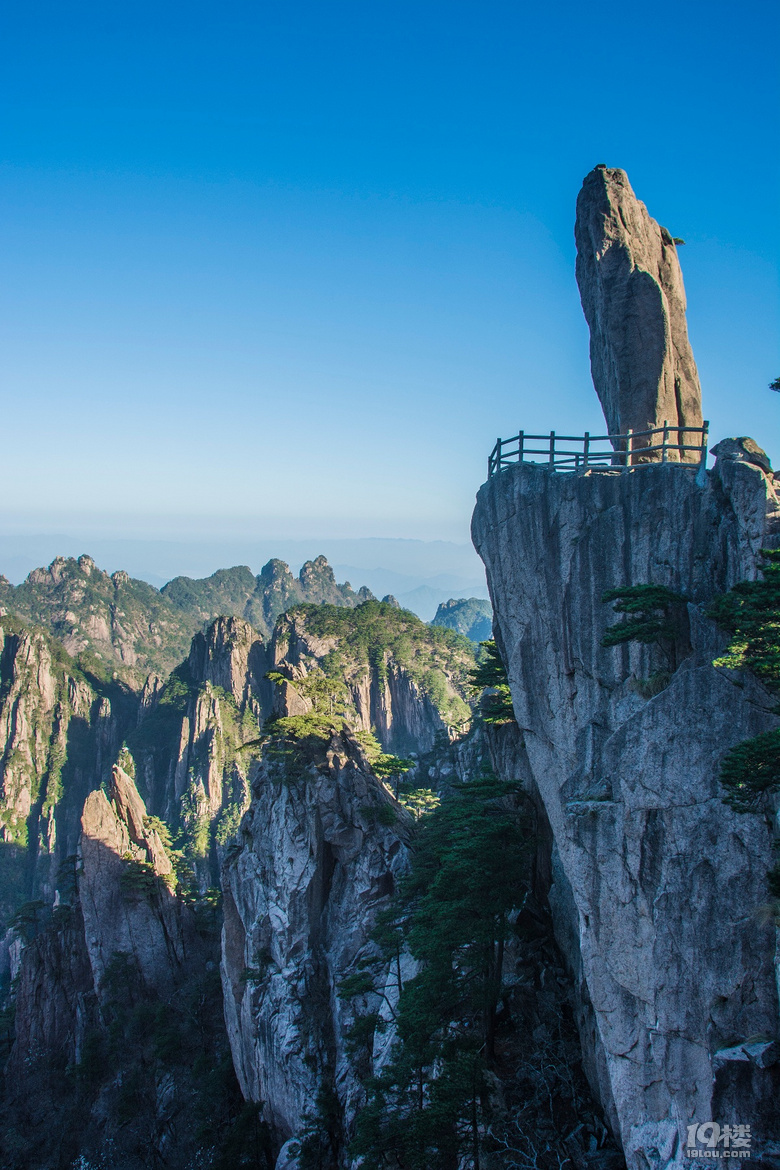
[686,1124,752,1159]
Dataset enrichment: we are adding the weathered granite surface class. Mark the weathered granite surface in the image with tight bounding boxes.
[575,166,703,458]
[472,454,780,1169]
[221,727,411,1164]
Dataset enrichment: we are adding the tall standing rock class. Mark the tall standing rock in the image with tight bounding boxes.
[575,166,703,459]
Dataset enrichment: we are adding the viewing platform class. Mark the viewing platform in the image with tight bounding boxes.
[487,422,709,478]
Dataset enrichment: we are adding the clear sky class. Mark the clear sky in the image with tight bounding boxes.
[1,0,778,552]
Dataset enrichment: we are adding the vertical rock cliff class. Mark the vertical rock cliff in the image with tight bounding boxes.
[79,764,195,993]
[473,453,780,1168]
[575,166,703,456]
[221,726,411,1164]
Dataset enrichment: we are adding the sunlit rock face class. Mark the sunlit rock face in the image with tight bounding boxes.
[575,166,703,459]
[473,454,780,1168]
[221,727,411,1159]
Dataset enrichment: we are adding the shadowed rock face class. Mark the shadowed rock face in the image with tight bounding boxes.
[79,765,192,994]
[575,166,703,459]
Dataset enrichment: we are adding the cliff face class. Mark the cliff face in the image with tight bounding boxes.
[128,616,271,887]
[472,454,780,1167]
[0,617,131,928]
[269,603,474,755]
[221,726,411,1161]
[575,167,702,455]
[79,765,196,994]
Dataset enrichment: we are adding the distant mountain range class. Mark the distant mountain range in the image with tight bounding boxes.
[0,554,373,686]
[0,534,488,620]
[0,553,492,687]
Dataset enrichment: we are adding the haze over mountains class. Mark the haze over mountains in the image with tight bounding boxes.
[0,534,488,620]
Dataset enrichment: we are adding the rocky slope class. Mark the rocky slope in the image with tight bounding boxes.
[473,448,780,1167]
[575,166,703,455]
[1,763,250,1170]
[0,555,195,686]
[127,615,271,889]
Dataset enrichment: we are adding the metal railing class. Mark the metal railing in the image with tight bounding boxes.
[487,421,709,477]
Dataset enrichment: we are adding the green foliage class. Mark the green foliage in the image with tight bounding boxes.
[468,639,515,724]
[718,729,780,813]
[601,584,689,667]
[262,713,340,782]
[180,778,211,858]
[42,737,66,814]
[348,770,531,1169]
[707,551,780,817]
[118,859,160,900]
[9,900,46,944]
[397,788,440,820]
[355,728,415,790]
[297,1083,343,1170]
[709,549,780,689]
[769,376,780,392]
[116,744,136,778]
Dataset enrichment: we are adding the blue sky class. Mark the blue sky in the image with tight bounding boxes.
[1,0,778,559]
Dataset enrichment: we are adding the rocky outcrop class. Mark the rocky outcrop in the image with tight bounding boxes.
[2,555,197,685]
[79,765,193,993]
[5,903,97,1085]
[187,615,270,711]
[2,765,244,1170]
[221,727,411,1160]
[575,166,703,458]
[129,617,271,887]
[270,605,474,754]
[472,454,780,1167]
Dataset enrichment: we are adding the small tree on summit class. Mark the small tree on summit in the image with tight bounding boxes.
[769,376,780,392]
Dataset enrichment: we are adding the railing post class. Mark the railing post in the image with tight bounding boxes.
[518,430,524,464]
[496,437,502,471]
[696,420,710,485]
[662,420,668,463]
[549,430,555,469]
[583,431,589,468]
[626,428,633,468]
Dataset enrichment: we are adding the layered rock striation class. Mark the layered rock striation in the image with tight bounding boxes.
[575,166,703,458]
[473,452,780,1167]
